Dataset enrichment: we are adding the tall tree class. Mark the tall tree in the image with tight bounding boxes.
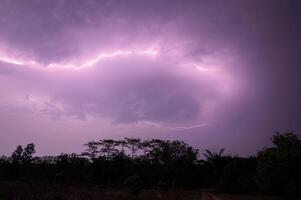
[125,137,141,159]
[82,141,100,159]
[100,139,119,158]
[257,132,301,196]
[22,143,36,163]
[11,145,23,164]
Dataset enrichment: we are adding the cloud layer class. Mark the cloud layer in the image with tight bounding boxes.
[0,0,301,155]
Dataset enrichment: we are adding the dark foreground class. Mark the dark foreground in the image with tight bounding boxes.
[0,182,284,200]
[1,133,300,199]
[0,182,199,200]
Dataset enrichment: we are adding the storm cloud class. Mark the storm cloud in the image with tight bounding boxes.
[0,0,300,156]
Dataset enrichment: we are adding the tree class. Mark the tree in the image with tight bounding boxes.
[146,139,198,164]
[125,137,141,159]
[22,143,36,163]
[11,145,23,164]
[141,140,151,155]
[82,141,100,159]
[203,148,228,185]
[118,139,127,153]
[257,132,301,197]
[272,132,300,149]
[100,139,119,158]
[203,148,225,163]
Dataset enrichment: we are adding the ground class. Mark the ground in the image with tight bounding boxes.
[0,182,283,200]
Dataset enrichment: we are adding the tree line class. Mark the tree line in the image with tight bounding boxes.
[0,133,300,198]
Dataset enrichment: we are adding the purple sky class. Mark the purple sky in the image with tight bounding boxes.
[0,0,300,156]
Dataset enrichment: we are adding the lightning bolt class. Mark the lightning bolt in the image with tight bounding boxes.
[190,63,219,72]
[0,49,219,74]
[0,48,159,70]
[138,121,208,131]
[0,56,24,65]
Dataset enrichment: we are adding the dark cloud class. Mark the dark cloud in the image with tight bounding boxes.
[42,56,221,124]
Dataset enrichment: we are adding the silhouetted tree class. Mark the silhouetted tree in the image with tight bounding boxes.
[203,148,225,163]
[82,141,99,160]
[118,139,127,153]
[257,132,301,197]
[22,143,36,163]
[203,148,229,186]
[125,137,141,159]
[1,133,300,198]
[11,145,23,164]
[100,139,120,159]
[141,140,151,155]
[272,132,300,149]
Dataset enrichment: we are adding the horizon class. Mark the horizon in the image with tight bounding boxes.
[1,136,268,158]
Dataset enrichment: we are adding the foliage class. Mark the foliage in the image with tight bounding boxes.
[0,133,300,198]
[257,132,301,197]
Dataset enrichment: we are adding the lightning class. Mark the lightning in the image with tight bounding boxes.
[81,51,133,68]
[0,56,24,65]
[0,48,220,74]
[134,121,208,131]
[0,48,159,70]
[78,49,158,69]
[165,123,209,130]
[190,63,220,72]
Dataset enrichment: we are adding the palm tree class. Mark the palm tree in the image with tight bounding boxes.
[203,148,226,184]
[203,148,225,163]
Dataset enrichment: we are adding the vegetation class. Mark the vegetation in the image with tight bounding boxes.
[0,132,300,199]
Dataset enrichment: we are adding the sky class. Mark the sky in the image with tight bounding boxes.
[0,0,301,156]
